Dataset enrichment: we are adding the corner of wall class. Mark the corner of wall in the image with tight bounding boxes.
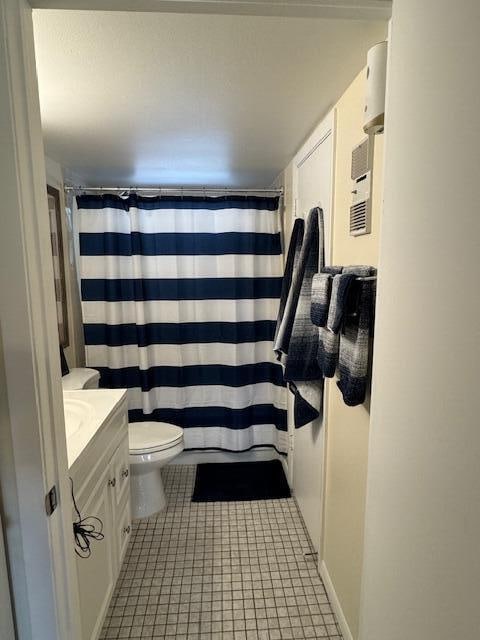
[321,67,384,640]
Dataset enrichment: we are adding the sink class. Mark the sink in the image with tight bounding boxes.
[63,389,127,468]
[63,397,95,438]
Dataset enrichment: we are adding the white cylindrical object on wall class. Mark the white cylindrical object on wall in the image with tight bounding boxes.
[364,41,388,134]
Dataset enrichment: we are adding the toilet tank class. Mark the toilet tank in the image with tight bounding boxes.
[62,368,100,390]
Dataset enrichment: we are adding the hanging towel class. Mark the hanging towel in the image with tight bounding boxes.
[291,380,324,427]
[310,273,331,327]
[310,266,342,327]
[317,266,373,378]
[318,325,341,378]
[319,271,356,377]
[282,208,324,382]
[322,265,345,276]
[274,218,304,359]
[273,207,325,427]
[327,272,358,333]
[311,267,341,377]
[337,272,376,406]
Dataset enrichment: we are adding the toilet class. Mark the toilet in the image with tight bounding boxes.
[62,367,184,519]
[61,367,100,390]
[128,422,184,519]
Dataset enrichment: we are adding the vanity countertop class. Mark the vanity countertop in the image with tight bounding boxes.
[63,389,127,468]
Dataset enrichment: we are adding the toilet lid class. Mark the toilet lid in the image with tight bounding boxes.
[61,368,100,390]
[129,422,183,454]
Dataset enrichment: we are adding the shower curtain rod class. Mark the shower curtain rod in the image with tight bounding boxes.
[64,186,283,196]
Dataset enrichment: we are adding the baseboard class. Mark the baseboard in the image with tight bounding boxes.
[319,560,354,640]
[173,448,280,466]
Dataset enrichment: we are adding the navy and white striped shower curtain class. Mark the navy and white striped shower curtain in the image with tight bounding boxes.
[76,194,287,452]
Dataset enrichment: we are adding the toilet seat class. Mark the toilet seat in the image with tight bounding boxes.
[128,422,184,518]
[129,422,183,455]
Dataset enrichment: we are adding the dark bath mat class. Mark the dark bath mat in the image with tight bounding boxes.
[192,459,291,502]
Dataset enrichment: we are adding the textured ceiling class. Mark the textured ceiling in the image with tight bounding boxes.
[33,10,386,187]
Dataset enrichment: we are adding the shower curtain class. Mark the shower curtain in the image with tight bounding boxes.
[76,193,287,452]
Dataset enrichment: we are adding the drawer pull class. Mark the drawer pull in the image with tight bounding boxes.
[121,468,129,479]
[108,478,116,488]
[123,525,131,535]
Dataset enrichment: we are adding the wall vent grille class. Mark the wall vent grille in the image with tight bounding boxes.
[350,136,373,236]
[351,137,370,180]
[350,200,371,235]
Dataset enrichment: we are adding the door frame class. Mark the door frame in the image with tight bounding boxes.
[0,1,383,638]
[0,1,81,638]
[292,109,335,262]
[290,109,336,563]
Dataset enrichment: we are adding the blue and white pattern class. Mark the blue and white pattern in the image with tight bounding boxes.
[76,194,287,452]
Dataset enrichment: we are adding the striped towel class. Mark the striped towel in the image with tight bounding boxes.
[337,274,376,406]
[310,273,332,327]
[274,217,304,360]
[318,266,373,378]
[273,207,325,427]
[310,267,342,327]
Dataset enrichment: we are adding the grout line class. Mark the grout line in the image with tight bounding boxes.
[100,464,342,640]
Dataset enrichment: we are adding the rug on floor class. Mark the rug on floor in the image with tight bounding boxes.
[192,459,291,502]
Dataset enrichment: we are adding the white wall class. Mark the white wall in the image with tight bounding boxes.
[275,67,385,639]
[322,68,384,640]
[359,2,480,639]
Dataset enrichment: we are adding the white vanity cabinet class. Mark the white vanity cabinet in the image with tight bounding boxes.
[68,391,131,640]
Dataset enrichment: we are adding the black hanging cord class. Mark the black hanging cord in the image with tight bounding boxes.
[70,477,105,558]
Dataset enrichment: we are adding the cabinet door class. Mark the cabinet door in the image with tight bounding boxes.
[110,436,131,571]
[111,435,130,509]
[75,467,115,640]
[116,494,132,566]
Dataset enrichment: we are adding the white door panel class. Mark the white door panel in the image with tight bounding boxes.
[291,111,334,552]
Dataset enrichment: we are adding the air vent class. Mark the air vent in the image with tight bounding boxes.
[350,137,373,236]
[350,200,371,235]
[351,137,370,181]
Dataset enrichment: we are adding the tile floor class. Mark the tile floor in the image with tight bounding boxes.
[100,464,342,639]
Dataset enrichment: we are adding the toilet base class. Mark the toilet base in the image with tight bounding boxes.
[128,438,184,519]
[130,467,167,519]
